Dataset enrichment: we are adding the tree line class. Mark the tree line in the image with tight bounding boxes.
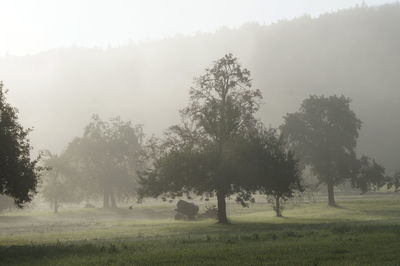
[1,55,399,223]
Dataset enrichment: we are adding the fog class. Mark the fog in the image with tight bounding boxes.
[1,2,400,172]
[1,1,400,264]
[0,0,393,56]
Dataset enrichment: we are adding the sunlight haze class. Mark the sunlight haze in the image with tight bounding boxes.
[0,0,395,55]
[2,1,400,265]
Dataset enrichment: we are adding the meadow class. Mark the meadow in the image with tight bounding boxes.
[1,194,400,265]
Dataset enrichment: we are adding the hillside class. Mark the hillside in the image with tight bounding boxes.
[1,3,399,171]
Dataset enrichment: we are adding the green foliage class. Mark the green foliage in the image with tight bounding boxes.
[138,131,258,201]
[352,155,386,194]
[248,127,302,205]
[0,82,40,207]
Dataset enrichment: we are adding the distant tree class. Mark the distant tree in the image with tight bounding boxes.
[281,95,361,206]
[351,155,386,194]
[62,137,102,205]
[0,82,41,207]
[387,172,400,193]
[65,115,143,208]
[40,151,78,213]
[139,54,262,224]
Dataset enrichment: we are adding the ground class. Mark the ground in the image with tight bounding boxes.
[1,194,400,265]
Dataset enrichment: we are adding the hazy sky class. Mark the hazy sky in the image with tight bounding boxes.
[0,0,396,56]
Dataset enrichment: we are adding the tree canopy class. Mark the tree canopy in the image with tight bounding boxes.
[250,127,302,217]
[281,95,361,206]
[351,155,386,194]
[63,115,143,208]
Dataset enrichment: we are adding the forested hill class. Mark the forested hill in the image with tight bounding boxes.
[1,3,399,172]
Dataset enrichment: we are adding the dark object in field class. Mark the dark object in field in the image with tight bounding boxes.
[174,200,199,220]
[198,205,218,219]
[84,203,95,208]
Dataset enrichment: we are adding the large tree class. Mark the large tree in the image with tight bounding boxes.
[64,115,143,208]
[139,54,262,223]
[0,82,40,207]
[281,95,361,206]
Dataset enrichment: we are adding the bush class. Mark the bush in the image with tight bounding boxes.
[174,200,199,220]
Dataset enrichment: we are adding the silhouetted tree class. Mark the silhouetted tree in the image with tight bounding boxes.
[281,95,361,206]
[254,128,302,217]
[387,172,400,193]
[352,155,386,194]
[139,54,262,224]
[0,82,40,207]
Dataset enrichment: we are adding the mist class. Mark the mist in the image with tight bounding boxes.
[1,2,400,171]
[1,1,400,265]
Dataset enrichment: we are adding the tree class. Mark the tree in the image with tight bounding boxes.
[64,115,143,208]
[352,155,386,194]
[281,95,361,206]
[0,82,40,207]
[387,172,400,193]
[139,54,262,224]
[257,129,302,217]
[40,151,78,213]
[234,126,302,217]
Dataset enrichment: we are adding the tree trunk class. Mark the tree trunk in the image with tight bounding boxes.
[103,189,110,208]
[275,195,282,217]
[54,198,58,213]
[327,178,336,206]
[110,189,117,208]
[217,190,229,224]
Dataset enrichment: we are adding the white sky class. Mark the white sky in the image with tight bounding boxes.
[0,0,396,56]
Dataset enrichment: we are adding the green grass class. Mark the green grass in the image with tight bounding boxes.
[1,196,400,265]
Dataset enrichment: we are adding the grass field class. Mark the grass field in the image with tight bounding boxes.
[1,194,400,265]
